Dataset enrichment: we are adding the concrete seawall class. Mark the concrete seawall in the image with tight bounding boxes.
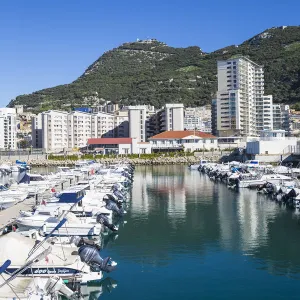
[0,155,223,167]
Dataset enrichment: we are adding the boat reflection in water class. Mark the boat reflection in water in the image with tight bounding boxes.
[80,277,118,300]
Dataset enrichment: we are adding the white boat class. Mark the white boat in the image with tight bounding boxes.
[0,274,76,300]
[16,212,102,236]
[189,159,208,170]
[238,174,294,188]
[10,173,56,196]
[0,232,106,283]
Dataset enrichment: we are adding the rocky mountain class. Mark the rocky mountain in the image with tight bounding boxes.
[9,26,300,112]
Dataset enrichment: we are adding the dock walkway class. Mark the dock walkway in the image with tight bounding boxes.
[0,197,36,230]
[0,177,78,234]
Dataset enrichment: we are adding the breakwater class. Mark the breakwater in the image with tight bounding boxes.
[0,154,222,167]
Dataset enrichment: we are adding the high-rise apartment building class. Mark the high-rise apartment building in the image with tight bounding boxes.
[211,99,218,136]
[0,108,17,150]
[160,104,184,132]
[67,111,94,149]
[273,104,291,134]
[128,106,155,142]
[41,110,69,152]
[256,95,273,132]
[33,109,129,152]
[31,113,43,148]
[216,57,266,136]
[128,104,184,142]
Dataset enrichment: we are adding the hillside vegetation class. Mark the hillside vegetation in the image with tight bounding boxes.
[9,26,300,112]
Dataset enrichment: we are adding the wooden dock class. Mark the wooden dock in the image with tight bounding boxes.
[0,197,36,230]
[0,177,79,234]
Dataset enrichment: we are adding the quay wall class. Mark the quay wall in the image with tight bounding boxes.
[0,155,223,167]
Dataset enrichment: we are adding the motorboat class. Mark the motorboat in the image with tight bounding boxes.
[0,273,77,300]
[10,173,56,196]
[238,173,294,188]
[189,159,208,170]
[0,184,29,200]
[16,213,103,236]
[0,231,116,282]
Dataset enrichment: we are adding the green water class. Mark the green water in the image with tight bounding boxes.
[35,165,300,299]
[98,165,300,299]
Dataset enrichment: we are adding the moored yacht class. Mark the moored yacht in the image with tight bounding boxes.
[238,173,294,188]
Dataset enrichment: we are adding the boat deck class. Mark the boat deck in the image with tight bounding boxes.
[0,196,36,230]
[0,177,77,234]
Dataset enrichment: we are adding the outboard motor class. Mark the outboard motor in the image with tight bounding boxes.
[78,245,117,273]
[257,183,267,192]
[103,194,123,206]
[287,188,298,199]
[97,214,118,232]
[105,199,126,217]
[113,184,127,197]
[71,236,101,250]
[113,190,125,201]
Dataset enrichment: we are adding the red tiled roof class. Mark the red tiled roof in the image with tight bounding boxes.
[88,138,132,145]
[149,131,216,139]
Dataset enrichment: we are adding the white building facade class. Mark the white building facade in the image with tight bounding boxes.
[41,110,69,152]
[256,95,273,132]
[128,103,184,142]
[149,130,218,152]
[184,107,212,133]
[0,108,17,150]
[273,104,291,134]
[216,57,268,137]
[33,109,129,152]
[160,103,184,132]
[246,130,297,155]
[128,106,152,142]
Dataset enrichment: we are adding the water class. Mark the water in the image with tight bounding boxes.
[36,165,300,299]
[99,165,300,300]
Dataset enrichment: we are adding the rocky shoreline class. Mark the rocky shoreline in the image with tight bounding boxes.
[0,155,221,167]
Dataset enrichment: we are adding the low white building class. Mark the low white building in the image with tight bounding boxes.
[246,130,297,155]
[0,108,17,150]
[87,137,152,154]
[149,131,218,152]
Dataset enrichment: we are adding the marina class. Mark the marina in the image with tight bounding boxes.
[1,161,300,298]
[0,160,134,299]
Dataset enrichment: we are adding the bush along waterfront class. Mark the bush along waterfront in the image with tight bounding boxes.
[0,152,223,167]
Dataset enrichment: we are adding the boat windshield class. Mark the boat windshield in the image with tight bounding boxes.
[0,185,8,191]
[30,176,45,181]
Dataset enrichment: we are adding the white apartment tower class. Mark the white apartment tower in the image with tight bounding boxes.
[41,110,69,152]
[160,104,184,132]
[256,95,273,132]
[67,111,93,149]
[128,106,150,142]
[0,108,17,150]
[34,109,129,152]
[216,57,266,136]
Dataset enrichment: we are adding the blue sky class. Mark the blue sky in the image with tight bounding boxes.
[0,0,300,106]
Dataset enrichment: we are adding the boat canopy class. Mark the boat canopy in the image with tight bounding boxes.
[0,232,77,266]
[54,186,86,203]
